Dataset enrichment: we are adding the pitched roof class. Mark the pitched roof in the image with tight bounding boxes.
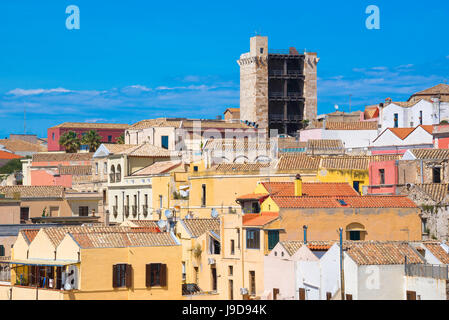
[20,229,40,244]
[50,122,130,129]
[236,193,269,201]
[127,220,160,228]
[203,138,272,153]
[408,148,449,160]
[119,143,177,157]
[422,242,449,264]
[224,108,240,114]
[0,139,47,153]
[280,240,336,256]
[0,150,22,160]
[41,226,133,247]
[415,184,449,203]
[306,139,344,151]
[32,152,93,162]
[321,157,369,170]
[321,121,378,131]
[213,163,271,173]
[132,161,183,176]
[261,182,359,197]
[242,212,278,227]
[69,231,178,248]
[128,118,184,130]
[180,218,220,238]
[386,125,433,140]
[129,118,251,130]
[270,195,417,209]
[410,84,449,99]
[363,106,379,120]
[278,138,307,150]
[277,154,321,171]
[58,165,92,175]
[344,241,424,265]
[0,186,65,199]
[102,144,137,154]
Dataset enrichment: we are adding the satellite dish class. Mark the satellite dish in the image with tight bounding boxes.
[180,190,188,197]
[211,208,219,219]
[165,209,173,219]
[157,219,167,230]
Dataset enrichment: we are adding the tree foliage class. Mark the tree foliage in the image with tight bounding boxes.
[116,133,125,144]
[59,131,81,153]
[81,130,102,152]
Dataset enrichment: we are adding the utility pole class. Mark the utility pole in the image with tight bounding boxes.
[349,95,352,113]
[24,106,26,134]
[339,227,345,300]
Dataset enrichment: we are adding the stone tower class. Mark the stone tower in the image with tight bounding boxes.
[238,36,318,135]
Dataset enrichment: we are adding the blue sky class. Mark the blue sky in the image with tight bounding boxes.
[1,0,449,138]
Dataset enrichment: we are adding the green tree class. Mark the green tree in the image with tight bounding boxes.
[116,133,125,144]
[59,131,81,153]
[81,130,102,152]
[0,158,25,174]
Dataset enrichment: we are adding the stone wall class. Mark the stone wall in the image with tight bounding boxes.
[303,52,319,121]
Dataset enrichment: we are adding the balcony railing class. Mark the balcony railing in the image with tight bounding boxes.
[109,173,116,183]
[132,205,137,217]
[113,206,118,217]
[269,70,303,77]
[124,205,129,217]
[269,92,303,99]
[142,205,148,217]
[115,173,121,182]
[269,114,303,122]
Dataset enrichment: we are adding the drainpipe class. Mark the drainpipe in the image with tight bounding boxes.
[339,228,345,300]
[303,225,308,244]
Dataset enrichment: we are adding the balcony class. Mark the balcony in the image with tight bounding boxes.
[269,92,304,101]
[132,205,137,217]
[115,173,121,183]
[269,70,304,79]
[124,205,129,217]
[269,114,303,123]
[142,205,148,217]
[109,173,115,183]
[113,206,118,217]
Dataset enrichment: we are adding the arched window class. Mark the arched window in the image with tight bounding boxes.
[116,164,122,182]
[110,165,116,183]
[345,222,366,241]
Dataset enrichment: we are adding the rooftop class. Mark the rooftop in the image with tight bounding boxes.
[180,218,220,238]
[261,181,359,197]
[242,212,278,227]
[69,231,178,248]
[50,122,130,130]
[0,186,65,199]
[0,139,47,153]
[132,160,183,176]
[32,152,94,162]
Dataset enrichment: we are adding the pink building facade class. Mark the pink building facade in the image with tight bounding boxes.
[47,123,129,152]
[367,160,399,195]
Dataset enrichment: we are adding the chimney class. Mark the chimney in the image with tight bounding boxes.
[294,174,303,197]
[303,225,308,244]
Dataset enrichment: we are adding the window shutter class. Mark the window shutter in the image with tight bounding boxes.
[160,264,167,287]
[145,264,151,287]
[125,264,132,288]
[0,245,4,256]
[112,265,118,288]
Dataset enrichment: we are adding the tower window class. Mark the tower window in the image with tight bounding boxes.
[260,48,264,54]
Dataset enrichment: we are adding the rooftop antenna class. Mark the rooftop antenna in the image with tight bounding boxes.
[24,106,26,134]
[349,94,352,113]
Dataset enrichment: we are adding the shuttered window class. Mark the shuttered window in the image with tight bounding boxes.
[112,264,132,288]
[146,263,167,287]
[246,229,260,249]
[268,230,279,250]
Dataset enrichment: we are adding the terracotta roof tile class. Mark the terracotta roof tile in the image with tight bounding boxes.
[214,163,271,173]
[306,139,344,151]
[132,161,182,176]
[270,195,417,209]
[344,241,424,265]
[414,184,449,203]
[180,218,220,238]
[280,240,337,256]
[69,231,177,248]
[409,148,449,160]
[127,220,160,228]
[261,182,358,197]
[20,229,40,244]
[277,154,321,171]
[58,165,92,175]
[0,150,22,160]
[0,139,47,153]
[236,193,269,201]
[204,138,272,153]
[50,122,130,129]
[422,242,449,264]
[102,144,137,154]
[242,212,278,227]
[119,143,179,158]
[410,84,449,99]
[0,186,64,199]
[32,152,93,162]
[324,121,378,131]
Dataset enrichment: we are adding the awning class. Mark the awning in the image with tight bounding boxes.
[7,259,79,267]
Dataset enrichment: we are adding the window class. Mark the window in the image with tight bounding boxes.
[433,167,441,183]
[268,230,279,250]
[52,132,55,141]
[146,263,167,287]
[104,162,107,174]
[79,206,89,217]
[422,218,428,234]
[419,111,423,125]
[201,184,206,207]
[159,195,163,209]
[379,169,385,185]
[407,291,417,300]
[299,288,306,300]
[20,207,29,224]
[182,262,186,281]
[237,229,240,249]
[394,113,399,128]
[112,264,132,288]
[108,135,112,142]
[95,163,99,175]
[249,271,256,295]
[349,231,361,241]
[260,48,264,54]
[251,202,260,213]
[0,245,4,257]
[246,229,260,249]
[209,236,220,255]
[230,240,235,255]
[193,166,199,172]
[194,267,199,284]
[353,181,360,193]
[161,136,169,149]
[229,266,233,276]
[211,267,217,291]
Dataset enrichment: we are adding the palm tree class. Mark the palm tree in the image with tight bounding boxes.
[116,133,125,144]
[59,131,81,153]
[81,130,102,152]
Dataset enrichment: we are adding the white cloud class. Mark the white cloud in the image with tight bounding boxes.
[7,87,71,96]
